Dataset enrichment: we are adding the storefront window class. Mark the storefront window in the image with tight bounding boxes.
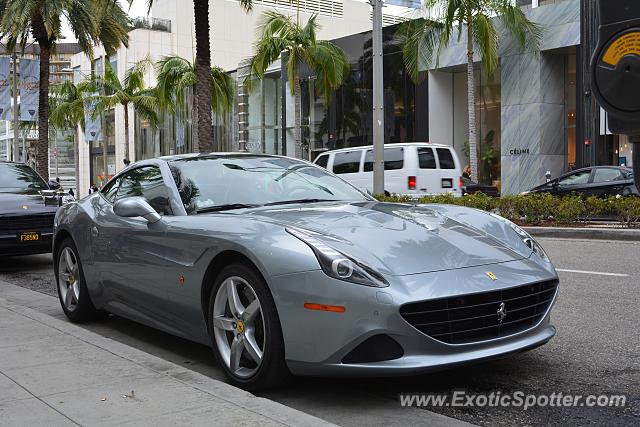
[475,65,501,186]
[135,91,193,160]
[567,52,577,169]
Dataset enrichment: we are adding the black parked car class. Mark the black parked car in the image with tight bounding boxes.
[524,166,636,197]
[0,162,65,256]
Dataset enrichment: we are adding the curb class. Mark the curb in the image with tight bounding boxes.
[524,226,640,241]
[0,282,474,427]
[0,282,335,427]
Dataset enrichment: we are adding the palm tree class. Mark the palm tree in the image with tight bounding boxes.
[49,79,96,195]
[143,0,253,152]
[246,11,349,158]
[93,59,158,164]
[0,0,130,181]
[398,0,542,182]
[155,55,235,118]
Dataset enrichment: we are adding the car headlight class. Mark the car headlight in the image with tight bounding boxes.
[286,227,389,287]
[489,213,548,260]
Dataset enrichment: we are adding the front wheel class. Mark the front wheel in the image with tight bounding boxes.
[55,238,99,322]
[208,263,289,391]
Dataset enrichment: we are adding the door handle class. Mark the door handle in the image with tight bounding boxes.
[91,226,99,237]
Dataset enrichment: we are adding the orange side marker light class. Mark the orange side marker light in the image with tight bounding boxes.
[304,303,346,313]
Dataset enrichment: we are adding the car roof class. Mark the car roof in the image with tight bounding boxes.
[565,165,632,174]
[318,142,453,155]
[158,152,292,162]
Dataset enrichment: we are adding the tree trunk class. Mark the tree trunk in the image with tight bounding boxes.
[36,43,51,181]
[193,0,214,152]
[191,87,199,152]
[123,103,130,163]
[466,24,478,183]
[294,75,302,158]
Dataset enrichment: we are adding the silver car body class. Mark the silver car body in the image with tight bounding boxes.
[53,154,558,376]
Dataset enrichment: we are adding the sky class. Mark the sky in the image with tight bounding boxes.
[61,0,150,42]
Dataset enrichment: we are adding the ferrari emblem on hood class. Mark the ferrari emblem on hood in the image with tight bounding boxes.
[486,271,497,281]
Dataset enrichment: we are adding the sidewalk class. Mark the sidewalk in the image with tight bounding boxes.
[0,282,334,427]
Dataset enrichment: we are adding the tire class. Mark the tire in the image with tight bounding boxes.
[208,262,289,391]
[55,238,100,322]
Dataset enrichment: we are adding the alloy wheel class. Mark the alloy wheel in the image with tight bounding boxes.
[212,276,266,378]
[58,247,80,311]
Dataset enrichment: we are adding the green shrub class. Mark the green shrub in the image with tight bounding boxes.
[373,193,639,227]
[610,196,640,227]
[583,196,608,221]
[554,196,586,224]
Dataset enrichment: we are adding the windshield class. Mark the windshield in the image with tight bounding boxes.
[0,163,48,193]
[169,155,369,214]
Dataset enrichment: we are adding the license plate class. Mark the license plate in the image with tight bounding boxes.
[441,178,453,188]
[18,231,40,242]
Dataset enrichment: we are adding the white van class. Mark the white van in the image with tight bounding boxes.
[313,143,463,197]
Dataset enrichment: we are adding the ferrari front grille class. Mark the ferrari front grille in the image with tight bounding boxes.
[0,214,55,234]
[400,280,558,344]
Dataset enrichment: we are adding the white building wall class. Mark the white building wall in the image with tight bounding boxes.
[428,71,453,145]
[152,0,374,71]
[427,70,469,168]
[452,71,469,167]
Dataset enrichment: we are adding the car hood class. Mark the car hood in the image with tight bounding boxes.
[0,191,59,216]
[244,201,526,276]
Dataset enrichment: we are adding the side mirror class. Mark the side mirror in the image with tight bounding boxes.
[113,197,161,224]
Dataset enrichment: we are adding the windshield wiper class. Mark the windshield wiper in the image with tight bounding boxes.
[264,198,338,206]
[196,203,260,213]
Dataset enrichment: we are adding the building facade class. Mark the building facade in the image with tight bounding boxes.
[237,0,634,195]
[68,0,629,196]
[0,43,81,190]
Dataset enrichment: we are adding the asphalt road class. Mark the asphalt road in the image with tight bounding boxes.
[1,238,638,426]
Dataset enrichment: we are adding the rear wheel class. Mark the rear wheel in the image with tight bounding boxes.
[208,263,288,391]
[55,238,99,322]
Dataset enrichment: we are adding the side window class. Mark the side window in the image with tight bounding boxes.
[436,148,456,169]
[559,170,591,185]
[333,151,361,174]
[101,177,121,203]
[418,147,436,169]
[363,147,404,171]
[116,166,172,215]
[593,168,623,183]
[314,154,329,169]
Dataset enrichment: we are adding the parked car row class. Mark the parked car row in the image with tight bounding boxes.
[0,162,68,256]
[312,145,635,198]
[523,166,636,197]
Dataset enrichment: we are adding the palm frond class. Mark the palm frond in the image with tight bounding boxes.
[396,18,443,82]
[211,66,235,114]
[239,0,253,12]
[472,12,499,77]
[246,10,348,98]
[493,0,543,52]
[155,55,196,111]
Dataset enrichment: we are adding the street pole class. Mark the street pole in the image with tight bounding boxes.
[12,53,19,162]
[371,0,385,195]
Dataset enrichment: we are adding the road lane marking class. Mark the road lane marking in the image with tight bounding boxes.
[556,268,629,277]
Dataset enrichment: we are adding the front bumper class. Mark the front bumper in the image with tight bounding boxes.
[270,258,558,377]
[0,231,53,256]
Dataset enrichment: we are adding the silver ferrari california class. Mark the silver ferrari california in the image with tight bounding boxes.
[53,153,558,390]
